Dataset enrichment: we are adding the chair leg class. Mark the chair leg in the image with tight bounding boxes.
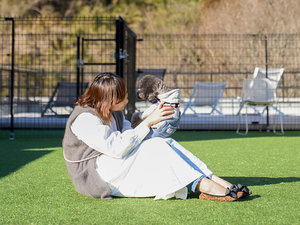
[41,103,56,116]
[236,112,242,134]
[273,105,284,135]
[236,101,245,116]
[41,85,58,117]
[270,105,285,116]
[188,106,199,117]
[212,106,224,116]
[236,103,248,135]
[181,102,191,117]
[250,105,263,116]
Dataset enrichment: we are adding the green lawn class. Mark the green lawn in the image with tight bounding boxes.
[0,130,299,224]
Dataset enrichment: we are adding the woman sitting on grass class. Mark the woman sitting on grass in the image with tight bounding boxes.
[63,72,252,201]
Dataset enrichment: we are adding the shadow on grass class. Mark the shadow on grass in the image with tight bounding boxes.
[0,149,53,178]
[0,130,62,178]
[172,130,300,142]
[224,176,300,201]
[222,176,300,186]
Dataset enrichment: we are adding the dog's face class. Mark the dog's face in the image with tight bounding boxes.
[137,75,170,101]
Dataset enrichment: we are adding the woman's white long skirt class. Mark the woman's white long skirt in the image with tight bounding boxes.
[96,137,213,200]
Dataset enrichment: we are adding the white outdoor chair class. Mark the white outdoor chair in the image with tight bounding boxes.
[253,67,284,82]
[236,70,284,135]
[247,67,285,116]
[181,81,227,117]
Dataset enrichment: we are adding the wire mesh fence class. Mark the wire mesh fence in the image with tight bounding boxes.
[136,34,300,131]
[1,17,300,138]
[0,17,136,138]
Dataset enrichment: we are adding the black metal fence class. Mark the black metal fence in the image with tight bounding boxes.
[136,34,300,131]
[1,17,300,138]
[0,17,136,138]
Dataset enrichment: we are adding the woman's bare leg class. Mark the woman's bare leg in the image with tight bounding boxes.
[210,175,252,198]
[196,177,227,196]
[210,175,233,189]
[196,177,237,201]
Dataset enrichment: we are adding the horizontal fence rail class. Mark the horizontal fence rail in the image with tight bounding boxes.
[135,33,300,131]
[0,17,120,138]
[0,17,300,138]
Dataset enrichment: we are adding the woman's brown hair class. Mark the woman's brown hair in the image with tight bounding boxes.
[75,72,126,123]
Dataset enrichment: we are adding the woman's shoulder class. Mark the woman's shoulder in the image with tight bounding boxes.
[73,105,96,114]
[73,112,98,125]
[71,112,108,133]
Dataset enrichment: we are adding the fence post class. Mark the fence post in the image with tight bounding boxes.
[76,36,81,99]
[265,35,270,131]
[81,37,85,95]
[5,17,15,140]
[116,17,125,78]
[124,24,137,121]
[0,70,2,98]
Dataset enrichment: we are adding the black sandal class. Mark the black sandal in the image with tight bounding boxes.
[225,184,240,199]
[199,184,240,201]
[237,183,252,196]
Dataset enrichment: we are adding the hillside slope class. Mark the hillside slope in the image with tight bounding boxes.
[1,0,299,34]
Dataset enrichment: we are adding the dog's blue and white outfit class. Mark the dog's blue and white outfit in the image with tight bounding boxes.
[141,89,181,138]
[71,110,213,200]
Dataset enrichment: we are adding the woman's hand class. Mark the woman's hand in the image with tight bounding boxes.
[143,102,174,128]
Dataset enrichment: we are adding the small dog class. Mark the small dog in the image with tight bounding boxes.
[131,75,181,138]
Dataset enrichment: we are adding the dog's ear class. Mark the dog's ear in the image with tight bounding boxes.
[138,74,170,101]
[155,78,170,94]
[138,75,156,100]
[147,91,157,101]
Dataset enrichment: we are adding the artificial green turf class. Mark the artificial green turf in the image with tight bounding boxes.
[0,130,299,224]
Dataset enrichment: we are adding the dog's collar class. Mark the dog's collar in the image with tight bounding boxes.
[155,97,180,108]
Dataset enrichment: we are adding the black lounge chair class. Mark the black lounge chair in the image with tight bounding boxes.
[41,82,88,116]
